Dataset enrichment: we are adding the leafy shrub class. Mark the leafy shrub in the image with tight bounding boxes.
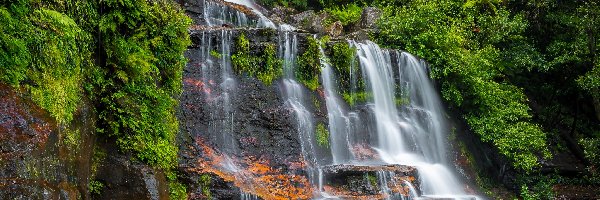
[297,37,323,90]
[374,0,549,171]
[232,33,283,85]
[325,3,362,26]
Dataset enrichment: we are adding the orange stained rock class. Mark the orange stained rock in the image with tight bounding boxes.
[189,138,313,200]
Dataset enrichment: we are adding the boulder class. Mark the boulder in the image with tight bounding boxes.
[357,7,382,30]
[327,21,343,37]
[95,155,169,200]
[292,10,328,34]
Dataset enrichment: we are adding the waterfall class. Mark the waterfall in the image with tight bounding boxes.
[320,44,355,164]
[196,0,478,198]
[203,0,254,27]
[222,0,276,28]
[351,41,475,199]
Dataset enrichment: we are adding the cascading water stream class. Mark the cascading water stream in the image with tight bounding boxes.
[222,0,276,28]
[350,41,476,199]
[278,29,318,172]
[197,29,241,167]
[198,0,477,198]
[203,0,254,27]
[319,44,355,164]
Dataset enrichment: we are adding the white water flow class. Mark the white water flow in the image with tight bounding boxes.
[220,30,238,154]
[203,0,253,27]
[222,0,276,28]
[199,30,239,156]
[279,29,318,169]
[350,41,474,198]
[320,45,355,164]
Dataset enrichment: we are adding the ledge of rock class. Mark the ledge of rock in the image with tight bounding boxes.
[320,164,420,199]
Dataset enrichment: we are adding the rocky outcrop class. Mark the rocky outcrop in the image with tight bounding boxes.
[0,84,93,199]
[0,83,168,200]
[320,164,420,199]
[94,155,169,200]
[357,7,381,30]
[291,10,328,34]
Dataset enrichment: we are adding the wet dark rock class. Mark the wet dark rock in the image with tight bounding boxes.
[95,154,169,200]
[0,84,95,199]
[321,164,420,198]
[180,28,309,198]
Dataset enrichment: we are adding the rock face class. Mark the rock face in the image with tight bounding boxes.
[180,28,314,199]
[0,84,82,199]
[357,7,381,30]
[320,164,419,199]
[0,83,168,200]
[291,10,328,34]
[94,155,169,200]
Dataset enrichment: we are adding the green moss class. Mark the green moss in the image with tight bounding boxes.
[297,37,323,90]
[200,174,212,198]
[169,181,188,200]
[232,33,283,85]
[0,3,91,124]
[395,96,410,106]
[315,123,330,147]
[64,129,81,150]
[88,180,104,195]
[342,92,369,106]
[366,172,378,187]
[210,50,222,59]
[1,0,190,196]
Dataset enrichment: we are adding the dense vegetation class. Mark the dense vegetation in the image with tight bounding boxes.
[0,0,191,198]
[232,33,283,85]
[2,0,599,198]
[260,0,600,197]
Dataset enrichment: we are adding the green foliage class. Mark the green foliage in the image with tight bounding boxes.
[89,180,104,195]
[89,0,191,171]
[0,2,91,124]
[257,0,308,10]
[519,175,556,200]
[232,33,283,85]
[297,37,323,90]
[580,137,600,166]
[169,181,188,200]
[342,92,369,107]
[1,1,191,196]
[200,174,212,198]
[366,172,377,187]
[373,0,550,171]
[210,50,222,59]
[315,123,330,147]
[325,3,362,26]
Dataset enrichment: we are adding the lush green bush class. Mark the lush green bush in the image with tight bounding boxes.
[297,37,323,90]
[325,3,362,26]
[232,33,283,85]
[374,0,549,171]
[0,2,91,124]
[1,0,191,198]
